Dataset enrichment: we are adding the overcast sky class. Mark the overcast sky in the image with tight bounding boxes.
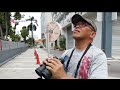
[11,12,41,39]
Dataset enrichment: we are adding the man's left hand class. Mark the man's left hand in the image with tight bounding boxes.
[43,58,67,79]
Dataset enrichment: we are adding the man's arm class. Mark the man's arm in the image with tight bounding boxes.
[43,58,75,79]
[43,49,76,79]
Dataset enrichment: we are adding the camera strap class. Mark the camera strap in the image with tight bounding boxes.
[65,43,92,78]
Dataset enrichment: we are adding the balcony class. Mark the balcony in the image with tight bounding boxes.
[62,13,75,28]
[53,12,65,21]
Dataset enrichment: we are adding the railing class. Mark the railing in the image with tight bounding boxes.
[0,39,2,51]
[0,39,28,51]
[0,39,28,66]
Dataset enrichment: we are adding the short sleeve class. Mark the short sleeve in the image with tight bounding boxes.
[88,52,108,79]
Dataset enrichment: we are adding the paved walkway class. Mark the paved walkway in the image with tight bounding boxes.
[0,48,48,79]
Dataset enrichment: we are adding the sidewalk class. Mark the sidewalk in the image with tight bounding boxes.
[0,48,48,79]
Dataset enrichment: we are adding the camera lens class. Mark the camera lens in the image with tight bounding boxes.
[35,64,46,77]
[42,68,52,79]
[35,57,64,79]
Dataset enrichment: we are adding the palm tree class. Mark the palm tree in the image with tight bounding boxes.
[27,16,38,46]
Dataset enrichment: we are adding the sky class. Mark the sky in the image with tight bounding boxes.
[11,12,41,39]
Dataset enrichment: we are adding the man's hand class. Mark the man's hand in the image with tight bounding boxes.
[43,57,67,79]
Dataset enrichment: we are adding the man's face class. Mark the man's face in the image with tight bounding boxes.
[72,21,96,40]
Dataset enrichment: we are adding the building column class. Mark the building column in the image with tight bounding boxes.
[112,12,117,20]
[92,12,103,49]
[102,12,112,58]
[97,12,103,21]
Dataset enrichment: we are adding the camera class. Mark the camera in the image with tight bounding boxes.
[35,56,64,79]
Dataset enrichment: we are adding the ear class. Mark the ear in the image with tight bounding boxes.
[90,31,96,39]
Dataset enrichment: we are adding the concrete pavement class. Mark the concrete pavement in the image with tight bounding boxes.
[0,48,120,79]
[108,60,120,79]
[0,48,48,79]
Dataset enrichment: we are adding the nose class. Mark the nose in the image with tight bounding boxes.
[75,25,80,28]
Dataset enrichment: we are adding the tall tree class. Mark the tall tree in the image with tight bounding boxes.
[0,12,12,40]
[4,12,11,40]
[13,12,21,29]
[20,26,29,43]
[27,16,38,46]
[0,12,5,39]
[0,24,3,39]
[9,12,24,41]
[13,12,24,30]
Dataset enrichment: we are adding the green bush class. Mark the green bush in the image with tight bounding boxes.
[59,35,66,50]
[26,38,34,46]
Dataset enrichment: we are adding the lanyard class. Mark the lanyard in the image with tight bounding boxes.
[65,43,92,78]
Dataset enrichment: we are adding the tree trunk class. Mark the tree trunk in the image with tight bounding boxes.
[13,22,17,34]
[24,37,26,43]
[14,24,17,30]
[31,31,34,46]
[5,14,8,40]
[0,24,3,39]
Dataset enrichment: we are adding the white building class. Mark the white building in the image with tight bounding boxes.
[41,12,53,48]
[51,12,120,58]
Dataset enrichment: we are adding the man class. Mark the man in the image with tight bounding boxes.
[44,14,108,79]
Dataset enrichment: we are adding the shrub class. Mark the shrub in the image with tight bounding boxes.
[59,35,66,50]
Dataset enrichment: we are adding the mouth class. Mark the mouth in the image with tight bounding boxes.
[73,30,80,33]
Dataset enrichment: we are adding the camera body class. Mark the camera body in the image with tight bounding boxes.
[35,57,64,79]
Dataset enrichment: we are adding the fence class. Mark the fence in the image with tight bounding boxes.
[0,39,28,66]
[0,40,28,51]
